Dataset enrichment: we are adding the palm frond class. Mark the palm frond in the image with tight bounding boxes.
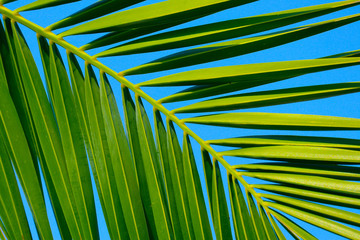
[0,0,359,239]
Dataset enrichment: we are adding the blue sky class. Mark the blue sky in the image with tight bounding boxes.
[4,0,360,239]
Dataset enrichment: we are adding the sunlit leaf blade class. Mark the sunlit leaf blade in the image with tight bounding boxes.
[247,193,267,239]
[174,81,360,113]
[46,41,98,240]
[201,150,214,210]
[253,184,360,208]
[97,0,360,56]
[16,0,79,12]
[208,135,360,150]
[269,209,317,240]
[0,89,52,239]
[135,96,173,239]
[122,88,159,239]
[160,49,360,103]
[33,40,72,238]
[99,72,149,239]
[61,0,255,36]
[262,194,360,227]
[222,145,360,163]
[139,57,360,86]
[154,110,183,239]
[266,201,360,239]
[265,211,286,240]
[125,15,360,75]
[40,152,71,239]
[258,207,277,240]
[84,64,129,239]
[167,121,194,239]
[5,20,82,240]
[228,175,256,240]
[236,163,360,179]
[82,20,190,50]
[0,134,31,240]
[50,0,144,30]
[212,161,232,239]
[243,172,360,196]
[0,20,42,188]
[183,134,212,239]
[184,112,360,130]
[326,49,360,58]
[67,53,112,239]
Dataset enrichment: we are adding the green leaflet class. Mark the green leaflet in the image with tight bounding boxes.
[269,209,317,240]
[6,20,80,240]
[122,88,160,239]
[246,193,267,240]
[46,41,98,240]
[201,151,232,240]
[233,163,360,180]
[82,21,189,51]
[235,163,360,179]
[326,49,360,58]
[243,172,360,196]
[97,0,360,56]
[50,0,144,30]
[228,175,256,240]
[99,72,149,239]
[35,40,71,239]
[222,145,360,164]
[208,135,360,150]
[135,97,173,239]
[84,64,129,240]
[139,57,360,86]
[212,161,232,239]
[61,0,254,36]
[182,135,212,239]
[167,121,194,239]
[160,50,360,103]
[262,194,360,227]
[154,110,183,239]
[266,202,360,239]
[0,82,53,239]
[201,150,214,213]
[252,184,360,209]
[1,20,43,189]
[16,0,79,12]
[258,207,277,240]
[0,132,31,240]
[125,14,360,75]
[264,209,286,240]
[184,112,360,131]
[67,53,113,239]
[174,81,360,113]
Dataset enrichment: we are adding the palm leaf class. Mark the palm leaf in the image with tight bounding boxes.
[0,0,359,239]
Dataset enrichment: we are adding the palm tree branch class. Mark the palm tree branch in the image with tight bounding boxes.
[0,5,254,185]
[0,0,266,208]
[2,4,358,239]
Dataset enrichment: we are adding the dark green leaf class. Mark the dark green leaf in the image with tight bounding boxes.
[174,81,360,113]
[125,15,360,75]
[184,112,360,131]
[97,0,360,56]
[208,135,360,150]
